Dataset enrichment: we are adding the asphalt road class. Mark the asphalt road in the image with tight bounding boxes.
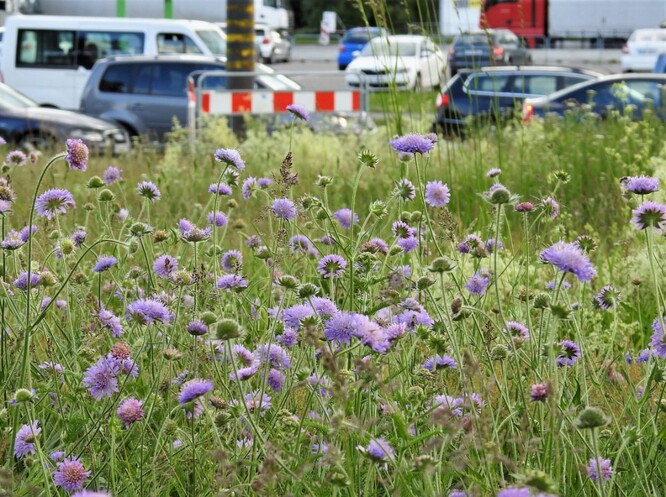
[273,43,623,90]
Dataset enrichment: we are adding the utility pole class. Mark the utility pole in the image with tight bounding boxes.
[116,0,126,16]
[164,0,173,18]
[227,0,255,138]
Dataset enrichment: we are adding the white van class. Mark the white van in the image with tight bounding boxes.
[1,15,227,109]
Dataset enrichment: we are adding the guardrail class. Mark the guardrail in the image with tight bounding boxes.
[186,70,370,145]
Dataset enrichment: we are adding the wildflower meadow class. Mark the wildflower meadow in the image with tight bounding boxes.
[1,98,666,497]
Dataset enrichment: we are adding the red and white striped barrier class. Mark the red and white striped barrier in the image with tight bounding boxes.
[199,90,361,115]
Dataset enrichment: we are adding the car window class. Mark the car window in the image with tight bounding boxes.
[466,74,511,93]
[132,64,153,94]
[456,34,488,45]
[151,62,198,96]
[17,29,76,67]
[562,75,589,88]
[362,39,417,57]
[525,75,558,95]
[195,29,227,56]
[198,63,228,89]
[157,33,203,54]
[625,80,663,106]
[99,63,135,93]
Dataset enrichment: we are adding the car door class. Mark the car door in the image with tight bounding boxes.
[464,72,513,119]
[419,39,444,87]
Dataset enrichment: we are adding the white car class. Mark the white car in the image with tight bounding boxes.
[345,34,446,91]
[255,24,291,64]
[621,28,666,72]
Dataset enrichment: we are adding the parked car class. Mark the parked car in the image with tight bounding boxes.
[523,73,666,122]
[254,23,291,64]
[621,29,666,72]
[447,30,532,76]
[345,34,446,91]
[0,81,129,153]
[337,26,388,70]
[654,53,666,73]
[432,66,601,135]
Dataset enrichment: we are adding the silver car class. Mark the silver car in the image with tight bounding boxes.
[255,24,291,64]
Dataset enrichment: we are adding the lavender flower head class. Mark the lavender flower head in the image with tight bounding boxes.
[221,249,243,271]
[71,229,87,247]
[623,175,659,195]
[53,456,91,492]
[423,354,457,371]
[557,339,581,366]
[317,254,347,278]
[587,457,613,483]
[13,272,40,290]
[286,103,310,121]
[506,321,529,341]
[648,315,666,358]
[35,188,76,219]
[136,181,161,201]
[497,488,530,497]
[214,148,245,170]
[242,176,257,199]
[103,166,122,185]
[289,234,311,252]
[465,270,491,296]
[126,298,173,325]
[631,201,666,230]
[394,178,416,200]
[217,274,248,291]
[486,167,502,178]
[93,256,118,273]
[271,198,297,221]
[98,308,123,337]
[390,134,434,156]
[6,150,27,167]
[14,420,41,458]
[178,218,212,242]
[425,180,451,207]
[540,241,596,283]
[530,382,550,402]
[365,437,395,461]
[179,379,213,404]
[83,356,120,400]
[207,211,228,227]
[334,208,358,229]
[594,285,621,310]
[397,236,419,253]
[153,254,178,278]
[65,138,89,171]
[541,196,560,219]
[117,397,144,428]
[209,182,233,195]
[71,491,112,497]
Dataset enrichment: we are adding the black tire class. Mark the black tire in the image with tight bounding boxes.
[263,50,275,65]
[413,73,422,91]
[338,64,346,71]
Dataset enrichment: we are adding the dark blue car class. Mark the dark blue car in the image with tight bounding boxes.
[337,27,388,70]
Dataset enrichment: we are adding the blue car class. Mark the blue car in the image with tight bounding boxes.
[337,27,387,70]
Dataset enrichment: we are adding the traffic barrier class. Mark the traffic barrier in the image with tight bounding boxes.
[187,69,369,145]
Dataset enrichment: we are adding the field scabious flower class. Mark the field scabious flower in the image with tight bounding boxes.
[214,148,245,170]
[221,250,242,271]
[540,241,596,283]
[334,208,358,229]
[136,181,161,201]
[317,254,347,278]
[530,382,550,402]
[425,180,450,207]
[623,175,659,195]
[103,166,122,185]
[242,176,257,199]
[423,354,457,371]
[35,188,76,219]
[208,182,233,195]
[179,379,213,404]
[65,138,88,171]
[271,198,297,221]
[394,178,416,200]
[13,272,40,290]
[6,150,27,166]
[14,420,41,458]
[207,211,228,227]
[287,103,310,121]
[117,397,144,428]
[541,196,560,219]
[127,298,173,325]
[324,311,368,344]
[83,356,120,400]
[631,201,666,230]
[153,254,178,278]
[98,308,123,337]
[289,234,311,252]
[365,437,395,461]
[506,321,530,341]
[93,256,118,273]
[217,274,248,291]
[53,456,91,492]
[648,316,666,358]
[392,220,416,239]
[465,270,491,296]
[71,491,112,497]
[587,457,613,483]
[497,488,530,497]
[397,236,419,253]
[178,219,212,242]
[557,339,581,366]
[390,134,434,156]
[594,285,620,309]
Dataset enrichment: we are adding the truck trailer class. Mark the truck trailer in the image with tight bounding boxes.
[480,0,666,47]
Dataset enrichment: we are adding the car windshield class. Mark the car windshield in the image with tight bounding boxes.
[361,39,417,57]
[456,34,489,45]
[0,84,36,109]
[196,29,227,56]
[343,30,377,44]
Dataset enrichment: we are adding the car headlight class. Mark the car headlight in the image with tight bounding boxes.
[70,129,105,142]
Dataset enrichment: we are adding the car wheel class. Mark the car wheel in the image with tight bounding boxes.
[263,50,275,64]
[338,64,346,71]
[413,73,422,91]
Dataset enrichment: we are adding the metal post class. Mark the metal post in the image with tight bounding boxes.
[116,0,126,17]
[164,0,173,19]
[227,0,255,139]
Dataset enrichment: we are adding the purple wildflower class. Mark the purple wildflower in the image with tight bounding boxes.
[289,234,311,252]
[267,368,285,392]
[214,148,245,170]
[103,166,122,185]
[394,178,416,200]
[486,167,502,178]
[277,328,298,347]
[365,437,395,461]
[392,220,416,238]
[221,250,242,271]
[271,198,297,221]
[497,488,530,497]
[546,280,571,291]
[70,229,87,247]
[258,177,272,188]
[207,211,228,227]
[6,150,27,167]
[631,201,666,230]
[515,202,535,213]
[187,320,207,336]
[71,491,112,497]
[14,420,41,458]
[423,354,457,371]
[587,457,613,483]
[317,254,347,278]
[649,316,666,358]
[623,175,659,195]
[540,241,596,282]
[135,182,160,202]
[178,219,212,242]
[594,285,620,310]
[530,383,550,402]
[637,348,651,363]
[153,254,178,278]
[324,311,367,344]
[98,308,123,337]
[425,180,450,207]
[541,196,559,219]
[179,379,213,404]
[93,256,118,273]
[334,208,358,229]
[506,321,529,341]
[395,308,434,331]
[35,188,76,219]
[557,339,581,366]
[361,237,389,254]
[127,298,173,325]
[397,236,419,253]
[242,177,257,199]
[287,103,310,121]
[13,272,40,290]
[465,270,491,296]
[50,451,65,461]
[217,274,248,291]
[65,138,89,171]
[209,182,233,195]
[1,230,27,250]
[256,343,291,369]
[83,356,120,400]
[390,134,434,155]
[53,456,91,492]
[117,397,144,428]
[39,361,64,376]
